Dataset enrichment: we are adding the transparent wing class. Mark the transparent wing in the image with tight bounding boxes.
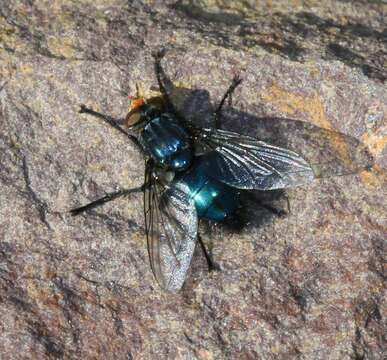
[144,162,198,292]
[195,128,315,190]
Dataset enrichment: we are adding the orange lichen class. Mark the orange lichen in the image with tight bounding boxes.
[360,164,386,189]
[361,126,387,156]
[262,83,333,125]
[360,124,386,188]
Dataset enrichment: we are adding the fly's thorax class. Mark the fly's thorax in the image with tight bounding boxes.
[140,113,193,171]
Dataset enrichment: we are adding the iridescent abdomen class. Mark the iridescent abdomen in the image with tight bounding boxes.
[141,114,193,171]
[177,154,239,221]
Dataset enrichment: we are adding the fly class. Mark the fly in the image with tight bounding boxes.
[71,50,315,292]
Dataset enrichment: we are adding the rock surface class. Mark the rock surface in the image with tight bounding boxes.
[0,1,386,359]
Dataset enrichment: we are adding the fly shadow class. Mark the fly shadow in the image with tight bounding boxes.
[164,81,374,236]
[147,78,370,288]
[164,82,374,281]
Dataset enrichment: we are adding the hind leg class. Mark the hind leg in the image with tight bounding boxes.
[198,233,220,272]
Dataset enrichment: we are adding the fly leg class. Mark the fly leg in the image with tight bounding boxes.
[214,75,242,129]
[198,233,220,272]
[152,49,179,116]
[70,185,144,216]
[78,105,142,151]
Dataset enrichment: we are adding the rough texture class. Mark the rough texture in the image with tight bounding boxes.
[0,1,386,359]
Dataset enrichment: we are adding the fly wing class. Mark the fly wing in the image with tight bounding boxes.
[195,128,315,190]
[144,162,198,292]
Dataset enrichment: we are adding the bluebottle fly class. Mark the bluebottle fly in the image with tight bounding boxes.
[71,50,315,292]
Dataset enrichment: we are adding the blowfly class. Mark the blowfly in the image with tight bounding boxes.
[71,50,315,292]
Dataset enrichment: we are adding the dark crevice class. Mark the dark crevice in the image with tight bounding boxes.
[27,319,65,359]
[289,283,308,311]
[0,81,8,93]
[21,155,52,229]
[0,257,67,359]
[171,4,386,82]
[52,277,84,349]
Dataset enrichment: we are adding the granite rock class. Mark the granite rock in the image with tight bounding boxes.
[0,1,386,359]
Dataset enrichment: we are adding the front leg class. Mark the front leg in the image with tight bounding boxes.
[79,105,142,151]
[152,49,179,116]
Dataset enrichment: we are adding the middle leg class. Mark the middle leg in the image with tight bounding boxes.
[214,75,242,129]
[70,185,144,216]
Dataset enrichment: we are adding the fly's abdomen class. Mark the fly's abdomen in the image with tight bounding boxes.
[142,114,193,171]
[177,155,238,221]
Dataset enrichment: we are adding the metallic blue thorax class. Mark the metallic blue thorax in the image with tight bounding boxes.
[177,154,239,221]
[139,105,238,221]
[141,110,193,171]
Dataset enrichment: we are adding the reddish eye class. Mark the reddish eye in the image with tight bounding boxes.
[126,111,142,127]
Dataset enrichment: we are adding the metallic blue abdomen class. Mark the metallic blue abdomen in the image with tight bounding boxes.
[177,154,238,221]
[142,115,192,171]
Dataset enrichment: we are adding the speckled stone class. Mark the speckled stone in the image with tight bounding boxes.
[0,1,385,359]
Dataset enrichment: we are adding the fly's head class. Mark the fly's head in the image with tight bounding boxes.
[126,88,166,131]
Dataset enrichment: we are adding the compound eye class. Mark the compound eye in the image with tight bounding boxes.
[126,111,142,127]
